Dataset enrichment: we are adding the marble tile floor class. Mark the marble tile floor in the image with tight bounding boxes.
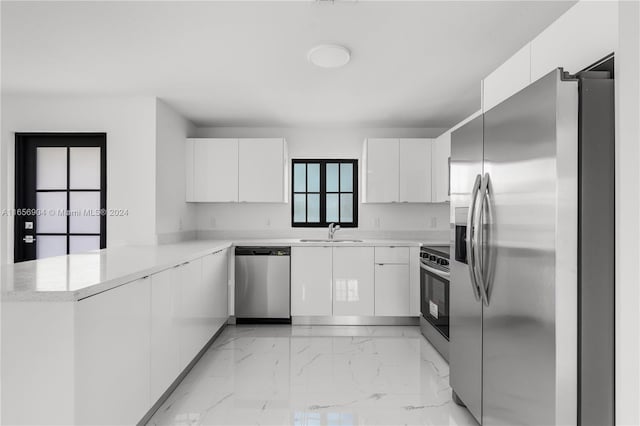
[147,325,479,426]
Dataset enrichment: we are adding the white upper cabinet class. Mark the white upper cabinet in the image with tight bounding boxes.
[482,44,532,112]
[530,1,617,82]
[187,138,239,202]
[238,138,287,203]
[399,138,432,202]
[186,138,287,203]
[364,138,433,203]
[365,138,399,203]
[482,2,618,113]
[432,132,451,203]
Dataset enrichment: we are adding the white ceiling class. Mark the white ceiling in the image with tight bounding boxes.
[1,1,575,128]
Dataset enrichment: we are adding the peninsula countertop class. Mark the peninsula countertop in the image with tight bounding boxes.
[1,238,446,302]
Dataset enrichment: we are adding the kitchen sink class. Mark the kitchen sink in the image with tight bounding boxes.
[299,239,363,243]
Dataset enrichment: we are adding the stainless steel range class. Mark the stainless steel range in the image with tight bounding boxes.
[419,245,450,361]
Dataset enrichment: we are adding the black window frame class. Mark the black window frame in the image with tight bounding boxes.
[291,159,358,228]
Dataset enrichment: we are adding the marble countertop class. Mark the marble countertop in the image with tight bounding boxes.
[2,238,447,302]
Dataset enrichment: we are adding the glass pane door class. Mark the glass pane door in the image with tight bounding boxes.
[15,134,106,262]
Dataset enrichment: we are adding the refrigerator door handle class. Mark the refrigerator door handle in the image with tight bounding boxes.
[466,174,482,301]
[473,173,491,306]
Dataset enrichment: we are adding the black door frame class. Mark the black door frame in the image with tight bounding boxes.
[14,133,107,262]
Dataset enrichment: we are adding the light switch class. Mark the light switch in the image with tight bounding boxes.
[25,221,33,230]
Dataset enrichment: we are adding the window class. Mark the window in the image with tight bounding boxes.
[291,159,358,227]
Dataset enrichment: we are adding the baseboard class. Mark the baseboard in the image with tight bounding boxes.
[292,316,419,326]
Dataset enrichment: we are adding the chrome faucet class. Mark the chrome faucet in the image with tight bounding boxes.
[328,223,341,240]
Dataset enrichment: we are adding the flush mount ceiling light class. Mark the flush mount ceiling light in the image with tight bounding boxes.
[307,44,351,69]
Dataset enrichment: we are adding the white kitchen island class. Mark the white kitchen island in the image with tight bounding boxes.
[1,238,439,425]
[1,241,232,426]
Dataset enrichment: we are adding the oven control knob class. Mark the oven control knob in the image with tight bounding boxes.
[440,259,449,267]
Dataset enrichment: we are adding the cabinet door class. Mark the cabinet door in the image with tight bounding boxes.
[193,138,238,202]
[333,247,374,316]
[432,133,451,203]
[365,138,399,203]
[399,139,432,202]
[185,139,195,202]
[238,138,285,202]
[409,246,421,316]
[291,246,333,316]
[529,1,617,82]
[202,250,229,337]
[76,277,151,425]
[482,44,531,112]
[150,269,180,404]
[375,264,410,316]
[173,258,205,367]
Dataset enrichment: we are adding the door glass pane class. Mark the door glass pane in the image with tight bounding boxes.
[69,192,100,233]
[307,164,320,192]
[36,192,67,233]
[326,194,339,223]
[326,163,339,192]
[307,194,319,223]
[36,147,67,189]
[70,147,100,189]
[293,194,306,222]
[36,236,67,259]
[69,236,100,254]
[340,163,353,192]
[340,194,353,222]
[293,163,306,192]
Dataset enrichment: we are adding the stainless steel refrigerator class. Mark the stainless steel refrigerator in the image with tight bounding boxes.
[449,67,615,426]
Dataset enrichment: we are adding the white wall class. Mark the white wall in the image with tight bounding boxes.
[0,96,157,263]
[193,126,449,238]
[155,99,196,243]
[615,1,640,424]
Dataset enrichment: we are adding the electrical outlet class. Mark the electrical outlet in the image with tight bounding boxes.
[266,218,271,227]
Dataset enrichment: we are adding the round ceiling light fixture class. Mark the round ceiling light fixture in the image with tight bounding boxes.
[307,44,351,69]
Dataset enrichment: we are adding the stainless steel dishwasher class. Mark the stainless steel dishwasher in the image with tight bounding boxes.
[235,246,291,323]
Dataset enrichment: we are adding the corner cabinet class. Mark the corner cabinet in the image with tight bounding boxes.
[186,138,288,203]
[363,138,434,203]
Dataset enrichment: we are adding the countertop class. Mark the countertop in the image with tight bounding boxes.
[1,238,446,302]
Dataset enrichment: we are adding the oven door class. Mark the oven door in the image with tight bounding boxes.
[420,261,450,339]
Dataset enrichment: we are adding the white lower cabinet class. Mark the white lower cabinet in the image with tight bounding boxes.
[174,258,208,367]
[332,247,375,316]
[291,246,333,316]
[202,250,229,337]
[150,269,180,404]
[374,264,410,316]
[76,277,151,426]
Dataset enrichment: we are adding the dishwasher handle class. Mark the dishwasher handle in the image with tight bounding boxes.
[235,246,291,256]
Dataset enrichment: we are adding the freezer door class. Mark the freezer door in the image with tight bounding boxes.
[481,69,578,426]
[449,114,484,423]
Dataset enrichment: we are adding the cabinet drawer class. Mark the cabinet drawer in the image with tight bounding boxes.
[375,247,410,264]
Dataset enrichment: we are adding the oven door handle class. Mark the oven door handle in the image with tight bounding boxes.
[420,262,450,280]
